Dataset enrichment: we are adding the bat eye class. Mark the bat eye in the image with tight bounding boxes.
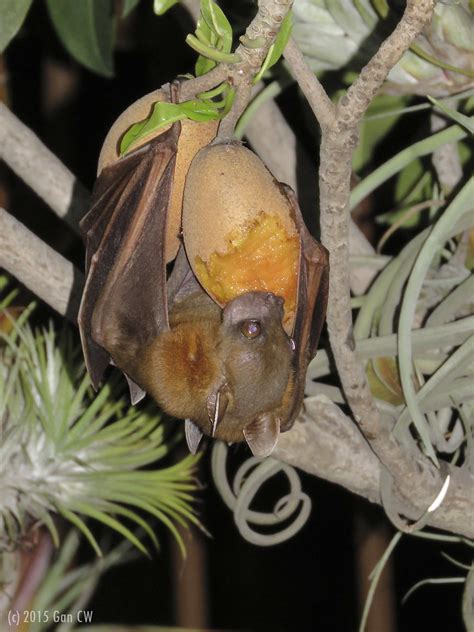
[240,320,261,339]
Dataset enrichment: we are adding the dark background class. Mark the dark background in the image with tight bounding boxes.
[2,2,467,630]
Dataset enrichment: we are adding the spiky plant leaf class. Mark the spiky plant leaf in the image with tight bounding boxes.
[0,300,200,557]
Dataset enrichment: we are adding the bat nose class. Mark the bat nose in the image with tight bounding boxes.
[265,292,284,307]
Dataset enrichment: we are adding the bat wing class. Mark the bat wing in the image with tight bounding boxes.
[78,124,180,391]
[280,184,329,432]
[167,244,203,306]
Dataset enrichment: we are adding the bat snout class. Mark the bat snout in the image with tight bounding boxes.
[263,292,285,315]
[264,292,283,306]
[223,291,285,326]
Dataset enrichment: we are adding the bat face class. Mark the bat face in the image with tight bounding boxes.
[218,291,294,421]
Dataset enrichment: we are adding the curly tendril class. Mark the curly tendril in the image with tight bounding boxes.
[211,441,311,546]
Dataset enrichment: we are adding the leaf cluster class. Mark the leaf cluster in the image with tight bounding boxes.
[0,284,200,558]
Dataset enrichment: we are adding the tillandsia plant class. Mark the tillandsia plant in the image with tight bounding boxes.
[292,0,474,96]
[0,276,200,622]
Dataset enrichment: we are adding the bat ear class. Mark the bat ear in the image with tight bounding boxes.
[125,375,146,405]
[185,419,204,454]
[206,384,230,437]
[243,414,280,458]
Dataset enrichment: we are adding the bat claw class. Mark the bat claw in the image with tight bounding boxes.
[185,419,203,454]
[125,375,146,405]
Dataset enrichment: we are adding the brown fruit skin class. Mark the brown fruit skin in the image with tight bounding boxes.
[182,142,298,261]
[182,142,301,331]
[97,88,218,262]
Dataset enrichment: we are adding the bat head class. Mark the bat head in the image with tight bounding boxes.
[214,291,294,432]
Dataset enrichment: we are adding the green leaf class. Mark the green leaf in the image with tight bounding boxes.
[58,508,102,556]
[371,0,390,18]
[120,102,183,154]
[195,54,217,77]
[353,94,408,172]
[428,95,474,135]
[153,0,180,15]
[254,11,292,83]
[200,0,232,53]
[120,99,220,155]
[394,159,425,205]
[195,9,214,46]
[189,0,234,73]
[46,0,115,77]
[396,178,474,464]
[179,98,220,120]
[186,33,239,64]
[0,0,32,53]
[411,42,474,80]
[350,124,468,211]
[123,0,141,16]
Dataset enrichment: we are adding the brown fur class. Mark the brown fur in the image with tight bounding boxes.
[114,290,295,445]
[139,320,222,424]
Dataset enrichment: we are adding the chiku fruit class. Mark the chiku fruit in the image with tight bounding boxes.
[182,142,301,334]
[97,88,218,263]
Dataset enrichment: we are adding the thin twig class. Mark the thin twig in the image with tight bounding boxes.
[217,75,253,140]
[283,37,335,129]
[215,0,294,141]
[337,1,435,126]
[179,64,229,101]
[274,396,474,540]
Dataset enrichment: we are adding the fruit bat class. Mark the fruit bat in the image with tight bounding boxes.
[78,101,329,458]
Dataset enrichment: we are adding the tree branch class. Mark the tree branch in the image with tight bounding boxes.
[283,0,467,534]
[319,0,435,445]
[0,104,89,232]
[283,37,335,128]
[216,0,294,140]
[0,207,83,321]
[274,397,474,539]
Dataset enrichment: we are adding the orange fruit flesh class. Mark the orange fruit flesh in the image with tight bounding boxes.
[194,212,300,332]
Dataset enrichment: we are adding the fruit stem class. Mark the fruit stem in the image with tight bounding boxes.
[216,79,253,141]
[216,0,295,140]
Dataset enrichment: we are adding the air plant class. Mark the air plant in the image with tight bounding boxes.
[0,277,200,562]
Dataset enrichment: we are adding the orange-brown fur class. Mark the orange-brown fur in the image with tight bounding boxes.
[106,290,295,445]
[139,320,222,424]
